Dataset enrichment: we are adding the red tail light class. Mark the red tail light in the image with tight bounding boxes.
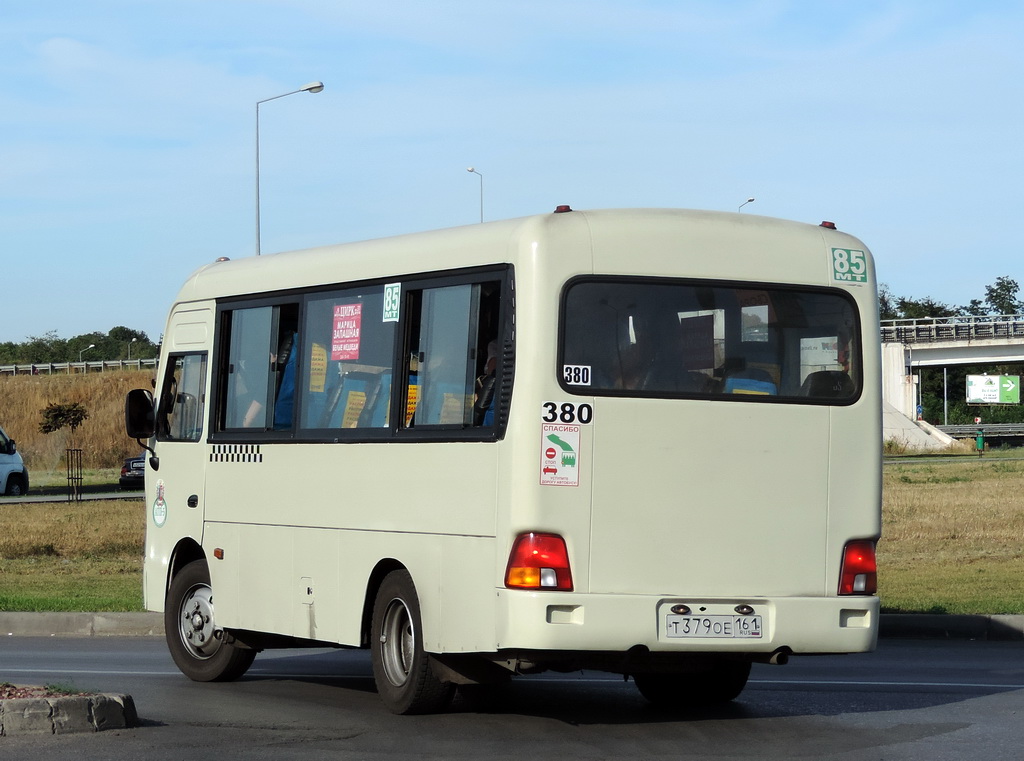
[505,533,573,591]
[839,540,877,595]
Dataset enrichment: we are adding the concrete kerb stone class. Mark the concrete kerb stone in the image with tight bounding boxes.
[1,693,138,735]
[880,613,1024,641]
[1,612,164,637]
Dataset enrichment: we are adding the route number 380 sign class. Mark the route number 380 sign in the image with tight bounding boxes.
[542,401,593,424]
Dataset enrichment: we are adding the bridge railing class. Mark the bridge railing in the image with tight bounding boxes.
[0,359,158,376]
[937,423,1024,438]
[880,314,1024,344]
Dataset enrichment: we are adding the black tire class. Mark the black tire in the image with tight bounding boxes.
[634,658,751,707]
[165,559,256,682]
[4,475,25,496]
[370,569,455,714]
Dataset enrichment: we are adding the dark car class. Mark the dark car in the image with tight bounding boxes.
[119,454,145,490]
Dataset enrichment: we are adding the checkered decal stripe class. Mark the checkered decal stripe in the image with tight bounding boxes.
[210,444,263,463]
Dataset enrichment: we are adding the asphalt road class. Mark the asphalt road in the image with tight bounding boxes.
[2,637,1023,759]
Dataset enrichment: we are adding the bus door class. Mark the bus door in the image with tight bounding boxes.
[148,327,212,603]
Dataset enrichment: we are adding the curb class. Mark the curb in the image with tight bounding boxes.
[880,613,1024,641]
[0,692,138,735]
[1,612,164,637]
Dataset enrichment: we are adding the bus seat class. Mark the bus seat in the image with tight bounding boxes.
[358,371,392,428]
[724,368,777,395]
[799,370,854,398]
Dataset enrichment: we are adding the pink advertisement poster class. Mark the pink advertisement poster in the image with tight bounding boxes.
[331,303,362,361]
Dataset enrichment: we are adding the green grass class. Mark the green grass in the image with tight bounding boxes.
[0,557,144,612]
[0,498,144,612]
[29,467,125,494]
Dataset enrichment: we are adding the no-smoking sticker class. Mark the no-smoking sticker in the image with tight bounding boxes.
[540,423,580,487]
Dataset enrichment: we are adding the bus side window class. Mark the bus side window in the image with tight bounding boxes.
[297,286,397,432]
[220,303,299,431]
[403,280,500,429]
[158,353,207,442]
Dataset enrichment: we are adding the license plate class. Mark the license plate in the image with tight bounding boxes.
[665,614,763,639]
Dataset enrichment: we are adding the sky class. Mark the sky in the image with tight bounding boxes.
[2,1,1023,344]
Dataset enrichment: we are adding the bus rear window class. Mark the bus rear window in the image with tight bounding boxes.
[560,278,861,403]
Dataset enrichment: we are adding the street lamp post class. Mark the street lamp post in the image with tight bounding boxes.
[256,81,325,256]
[79,344,95,362]
[467,167,483,223]
[738,197,755,212]
[128,337,137,360]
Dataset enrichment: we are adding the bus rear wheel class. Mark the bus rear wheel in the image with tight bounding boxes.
[165,559,256,682]
[370,569,454,714]
[634,658,751,707]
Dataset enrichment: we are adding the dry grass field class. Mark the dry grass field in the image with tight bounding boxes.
[879,454,1024,614]
[0,370,155,472]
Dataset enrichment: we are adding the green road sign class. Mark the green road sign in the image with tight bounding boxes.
[1000,376,1020,404]
[966,375,1020,404]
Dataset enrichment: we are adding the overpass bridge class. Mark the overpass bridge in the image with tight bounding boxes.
[881,314,1024,444]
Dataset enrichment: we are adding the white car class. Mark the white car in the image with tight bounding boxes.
[0,425,29,496]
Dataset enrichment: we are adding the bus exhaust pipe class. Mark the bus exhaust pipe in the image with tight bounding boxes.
[753,649,790,666]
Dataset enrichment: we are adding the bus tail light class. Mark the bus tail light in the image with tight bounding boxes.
[839,540,877,595]
[505,533,573,591]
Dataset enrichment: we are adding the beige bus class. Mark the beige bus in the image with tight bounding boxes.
[126,206,881,714]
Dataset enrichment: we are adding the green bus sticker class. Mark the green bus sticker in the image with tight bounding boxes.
[831,248,868,284]
[383,282,401,322]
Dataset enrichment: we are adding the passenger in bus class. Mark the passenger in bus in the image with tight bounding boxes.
[474,340,498,425]
[273,332,297,429]
[237,332,297,428]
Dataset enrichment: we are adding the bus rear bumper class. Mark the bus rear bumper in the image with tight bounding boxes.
[494,590,879,656]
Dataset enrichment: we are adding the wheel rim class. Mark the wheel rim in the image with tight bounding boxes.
[178,582,222,659]
[379,596,415,688]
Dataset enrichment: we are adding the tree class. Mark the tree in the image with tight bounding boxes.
[39,402,90,447]
[878,284,899,321]
[21,331,69,363]
[0,326,159,364]
[984,276,1023,316]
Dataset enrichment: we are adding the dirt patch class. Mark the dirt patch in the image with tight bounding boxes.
[0,683,89,700]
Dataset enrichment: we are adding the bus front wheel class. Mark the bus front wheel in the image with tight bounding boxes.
[633,658,751,707]
[165,559,256,682]
[370,569,455,714]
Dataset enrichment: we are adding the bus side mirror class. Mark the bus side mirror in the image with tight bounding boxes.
[126,389,156,440]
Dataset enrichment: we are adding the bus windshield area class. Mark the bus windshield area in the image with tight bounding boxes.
[560,278,861,402]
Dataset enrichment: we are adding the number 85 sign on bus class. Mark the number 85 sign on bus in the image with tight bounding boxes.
[831,248,868,284]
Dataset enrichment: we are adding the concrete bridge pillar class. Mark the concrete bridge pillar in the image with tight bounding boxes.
[881,343,915,419]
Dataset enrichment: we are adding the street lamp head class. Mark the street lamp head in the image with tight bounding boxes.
[467,167,476,173]
[745,197,755,203]
[300,81,325,93]
[87,344,95,350]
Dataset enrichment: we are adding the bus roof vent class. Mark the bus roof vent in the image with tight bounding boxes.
[554,205,574,213]
[215,256,231,262]
[819,221,837,229]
